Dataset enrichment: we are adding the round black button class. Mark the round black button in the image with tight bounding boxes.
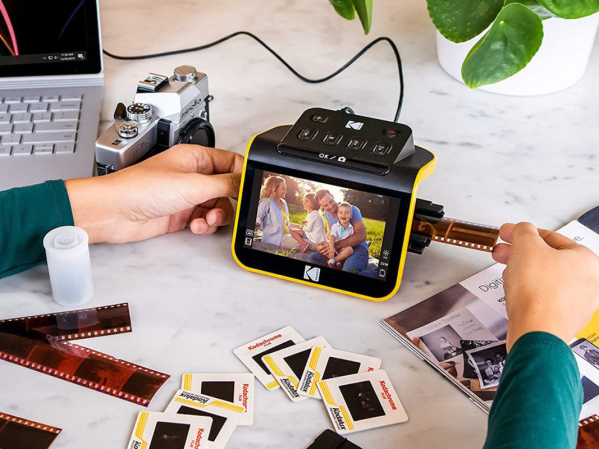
[323,132,342,146]
[372,142,392,156]
[385,129,399,137]
[347,137,367,151]
[298,128,317,141]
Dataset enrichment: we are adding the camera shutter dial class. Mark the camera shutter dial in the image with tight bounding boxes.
[174,65,197,82]
[117,121,139,138]
[126,103,152,123]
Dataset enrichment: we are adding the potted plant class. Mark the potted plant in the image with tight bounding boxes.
[329,0,599,95]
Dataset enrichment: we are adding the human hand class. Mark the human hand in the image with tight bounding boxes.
[493,222,599,350]
[317,241,329,256]
[65,145,243,244]
[302,220,308,226]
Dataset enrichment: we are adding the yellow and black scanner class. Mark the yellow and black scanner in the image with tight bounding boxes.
[232,107,437,301]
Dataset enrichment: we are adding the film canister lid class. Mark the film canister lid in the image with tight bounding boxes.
[43,226,94,306]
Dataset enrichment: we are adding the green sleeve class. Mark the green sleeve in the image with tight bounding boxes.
[483,332,582,449]
[0,180,74,279]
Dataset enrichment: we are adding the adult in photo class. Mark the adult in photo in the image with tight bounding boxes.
[307,189,370,274]
[579,344,599,368]
[255,176,303,251]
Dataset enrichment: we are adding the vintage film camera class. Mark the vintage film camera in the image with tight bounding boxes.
[232,108,499,301]
[95,65,215,174]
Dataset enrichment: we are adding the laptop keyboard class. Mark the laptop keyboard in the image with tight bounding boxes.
[0,94,81,157]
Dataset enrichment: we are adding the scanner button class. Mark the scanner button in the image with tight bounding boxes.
[323,132,342,146]
[298,128,317,141]
[385,129,399,137]
[347,137,367,151]
[372,141,392,156]
[311,114,328,123]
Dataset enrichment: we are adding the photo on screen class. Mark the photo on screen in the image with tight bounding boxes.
[249,171,391,277]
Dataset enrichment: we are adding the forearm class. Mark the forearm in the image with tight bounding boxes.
[0,180,74,279]
[483,332,582,449]
[65,176,116,244]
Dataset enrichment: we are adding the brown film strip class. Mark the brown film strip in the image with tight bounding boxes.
[0,303,169,406]
[0,303,132,341]
[0,412,61,449]
[413,216,500,253]
[579,414,599,449]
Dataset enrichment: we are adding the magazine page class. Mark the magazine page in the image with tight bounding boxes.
[382,212,599,415]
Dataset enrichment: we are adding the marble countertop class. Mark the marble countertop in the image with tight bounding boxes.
[2,0,599,447]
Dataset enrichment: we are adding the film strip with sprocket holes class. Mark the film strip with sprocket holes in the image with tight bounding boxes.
[0,303,169,406]
[413,216,500,253]
[0,412,61,449]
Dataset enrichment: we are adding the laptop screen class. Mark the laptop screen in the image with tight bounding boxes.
[0,0,102,78]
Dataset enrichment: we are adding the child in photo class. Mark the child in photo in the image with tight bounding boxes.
[327,202,354,269]
[290,193,326,253]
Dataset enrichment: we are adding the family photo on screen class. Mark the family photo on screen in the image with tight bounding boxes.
[251,172,390,277]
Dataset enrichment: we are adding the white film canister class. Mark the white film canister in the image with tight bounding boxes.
[43,226,94,306]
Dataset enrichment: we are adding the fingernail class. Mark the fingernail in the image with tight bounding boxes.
[197,221,207,233]
[208,210,224,226]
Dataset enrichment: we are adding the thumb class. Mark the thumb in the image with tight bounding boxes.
[187,172,241,205]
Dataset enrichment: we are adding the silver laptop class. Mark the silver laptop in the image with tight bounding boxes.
[0,0,103,190]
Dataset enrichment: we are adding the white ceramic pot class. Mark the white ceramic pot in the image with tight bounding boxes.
[436,13,599,96]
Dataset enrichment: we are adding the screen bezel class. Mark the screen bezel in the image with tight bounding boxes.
[0,0,102,78]
[233,160,413,299]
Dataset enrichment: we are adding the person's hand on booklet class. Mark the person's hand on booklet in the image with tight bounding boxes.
[492,222,599,351]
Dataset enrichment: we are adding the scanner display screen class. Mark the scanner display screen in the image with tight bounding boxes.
[243,169,400,281]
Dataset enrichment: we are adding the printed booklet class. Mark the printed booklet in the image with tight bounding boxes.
[380,206,599,429]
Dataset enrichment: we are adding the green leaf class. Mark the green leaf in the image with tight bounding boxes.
[329,0,356,20]
[427,0,504,43]
[462,3,544,88]
[504,0,557,19]
[536,0,599,18]
[352,0,373,34]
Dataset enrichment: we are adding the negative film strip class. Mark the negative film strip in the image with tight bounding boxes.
[0,303,132,342]
[0,412,61,449]
[413,216,500,253]
[0,304,169,406]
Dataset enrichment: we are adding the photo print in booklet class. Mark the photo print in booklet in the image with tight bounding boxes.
[382,273,508,406]
[465,341,507,389]
[571,339,599,370]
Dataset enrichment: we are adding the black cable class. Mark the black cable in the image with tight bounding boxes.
[103,31,404,122]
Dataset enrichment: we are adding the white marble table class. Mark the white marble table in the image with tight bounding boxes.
[2,0,599,447]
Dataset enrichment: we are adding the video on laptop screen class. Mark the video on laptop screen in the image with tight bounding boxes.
[0,0,90,66]
[243,170,400,281]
